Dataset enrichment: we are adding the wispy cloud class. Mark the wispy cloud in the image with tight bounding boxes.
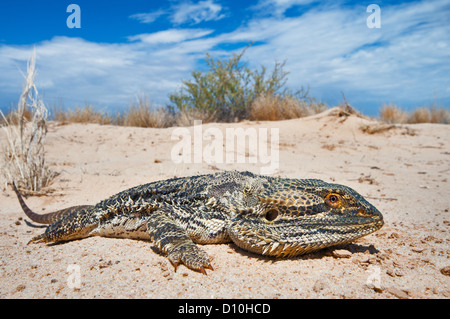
[129,9,167,24]
[128,29,214,44]
[253,0,318,16]
[171,0,226,25]
[129,0,226,25]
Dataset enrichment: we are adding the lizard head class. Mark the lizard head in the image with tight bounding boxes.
[227,178,384,257]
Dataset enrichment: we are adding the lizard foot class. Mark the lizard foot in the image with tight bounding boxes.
[27,233,48,244]
[167,243,213,275]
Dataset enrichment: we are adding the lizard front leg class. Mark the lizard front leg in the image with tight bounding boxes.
[147,209,213,274]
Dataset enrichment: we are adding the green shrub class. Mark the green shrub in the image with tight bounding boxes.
[169,46,315,122]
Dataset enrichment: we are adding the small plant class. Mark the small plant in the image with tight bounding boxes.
[0,49,57,193]
[249,93,326,121]
[169,46,313,122]
[407,106,449,124]
[379,104,407,124]
[53,103,118,125]
[123,95,174,128]
[52,96,176,128]
[379,103,449,124]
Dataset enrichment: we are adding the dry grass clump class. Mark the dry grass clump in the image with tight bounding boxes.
[249,94,327,121]
[123,96,174,128]
[0,107,33,126]
[54,104,118,125]
[0,50,57,192]
[379,104,407,124]
[379,103,449,124]
[52,96,176,128]
[408,106,450,124]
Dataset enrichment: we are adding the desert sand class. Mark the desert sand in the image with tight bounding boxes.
[0,107,449,299]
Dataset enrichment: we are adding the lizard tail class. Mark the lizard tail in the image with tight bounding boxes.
[12,184,92,224]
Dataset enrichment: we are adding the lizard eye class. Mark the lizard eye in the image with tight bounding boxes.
[264,209,279,222]
[325,193,343,208]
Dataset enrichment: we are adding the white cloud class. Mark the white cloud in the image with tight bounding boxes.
[129,1,226,26]
[128,29,214,44]
[171,0,226,25]
[129,9,167,24]
[253,0,317,17]
[0,36,205,109]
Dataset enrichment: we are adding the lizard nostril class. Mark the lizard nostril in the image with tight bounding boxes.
[265,209,279,222]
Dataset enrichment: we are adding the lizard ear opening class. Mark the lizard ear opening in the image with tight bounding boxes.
[265,209,279,222]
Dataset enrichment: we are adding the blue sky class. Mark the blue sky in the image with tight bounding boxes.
[0,0,449,116]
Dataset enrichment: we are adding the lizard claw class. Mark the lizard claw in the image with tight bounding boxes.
[27,234,47,244]
[204,263,214,271]
[171,260,179,272]
[170,259,213,275]
[199,261,214,275]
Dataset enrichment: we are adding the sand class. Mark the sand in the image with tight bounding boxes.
[0,107,449,299]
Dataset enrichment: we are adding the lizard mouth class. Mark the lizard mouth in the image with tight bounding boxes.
[228,210,384,258]
[322,214,384,231]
